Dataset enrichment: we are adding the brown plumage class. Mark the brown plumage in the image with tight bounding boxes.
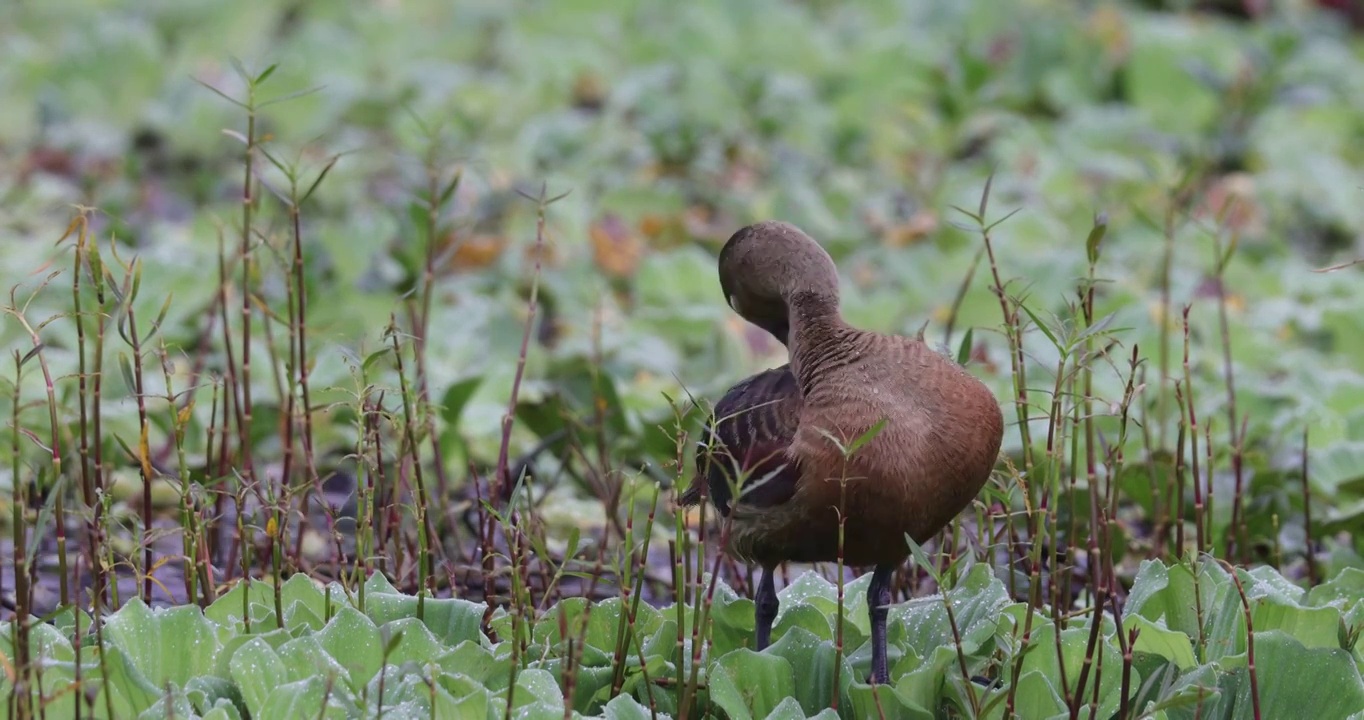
[680,220,1004,684]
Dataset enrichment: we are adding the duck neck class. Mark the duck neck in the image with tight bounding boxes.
[786,291,845,394]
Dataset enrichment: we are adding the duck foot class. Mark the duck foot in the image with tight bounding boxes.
[755,564,778,650]
[867,563,894,684]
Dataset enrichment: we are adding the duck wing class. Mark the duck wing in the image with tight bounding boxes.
[680,365,802,516]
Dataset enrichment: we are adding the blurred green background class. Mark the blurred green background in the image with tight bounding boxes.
[2,0,1363,542]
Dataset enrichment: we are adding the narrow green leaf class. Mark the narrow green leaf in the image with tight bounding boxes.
[258,84,326,109]
[129,257,143,303]
[1219,232,1239,274]
[255,63,279,85]
[438,375,483,428]
[362,348,389,374]
[300,155,342,204]
[978,171,995,220]
[195,78,247,109]
[1072,311,1119,346]
[438,169,463,208]
[1017,302,1060,350]
[227,56,249,82]
[149,292,174,338]
[982,206,1023,233]
[1085,212,1109,265]
[956,327,974,366]
[380,626,405,658]
[118,352,137,395]
[948,204,981,224]
[846,417,888,455]
[903,533,941,585]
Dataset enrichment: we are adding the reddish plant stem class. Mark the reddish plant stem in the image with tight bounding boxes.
[1180,307,1205,554]
[1118,626,1139,720]
[236,105,259,503]
[123,297,157,603]
[70,213,103,608]
[1212,243,1246,563]
[10,350,33,720]
[1225,564,1261,720]
[488,186,557,614]
[1173,414,1188,558]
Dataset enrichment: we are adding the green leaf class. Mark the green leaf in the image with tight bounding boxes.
[1250,600,1341,651]
[317,606,383,688]
[437,641,511,691]
[254,63,279,85]
[260,676,354,719]
[1084,212,1108,265]
[903,533,942,586]
[277,634,351,685]
[199,699,245,720]
[705,575,757,655]
[206,579,275,629]
[1071,310,1119,346]
[708,649,796,720]
[362,348,390,374]
[847,417,888,455]
[510,668,565,710]
[1307,568,1364,608]
[887,645,952,713]
[435,673,492,719]
[956,327,974,366]
[214,627,291,679]
[95,643,161,717]
[762,696,809,720]
[777,571,838,607]
[534,596,628,664]
[1126,559,1234,658]
[768,628,847,713]
[139,688,195,720]
[845,682,935,720]
[1124,614,1197,670]
[1011,669,1065,719]
[277,575,332,618]
[1017,302,1060,351]
[362,584,486,646]
[1213,631,1364,719]
[896,564,1010,659]
[604,693,656,720]
[229,637,289,717]
[772,604,833,645]
[440,375,485,428]
[283,600,324,634]
[102,599,225,688]
[581,664,624,711]
[380,625,406,658]
[380,617,444,667]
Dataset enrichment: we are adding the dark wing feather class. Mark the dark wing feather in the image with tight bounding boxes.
[681,365,802,515]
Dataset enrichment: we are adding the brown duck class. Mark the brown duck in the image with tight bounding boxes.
[680,220,1004,684]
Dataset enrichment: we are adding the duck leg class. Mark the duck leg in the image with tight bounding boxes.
[754,564,779,649]
[868,563,895,684]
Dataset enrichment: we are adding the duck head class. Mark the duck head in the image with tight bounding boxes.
[717,221,841,346]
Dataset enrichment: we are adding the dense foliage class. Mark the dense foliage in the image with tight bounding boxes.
[3,0,1364,718]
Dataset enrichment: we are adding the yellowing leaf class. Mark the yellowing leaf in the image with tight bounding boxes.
[138,423,153,480]
[440,231,505,272]
[590,213,644,279]
[177,400,195,428]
